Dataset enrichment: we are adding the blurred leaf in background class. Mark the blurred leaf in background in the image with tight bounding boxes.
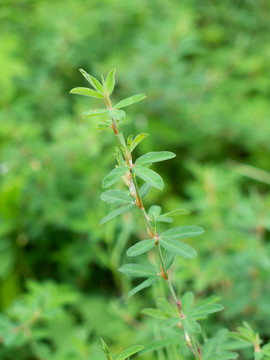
[0,0,270,359]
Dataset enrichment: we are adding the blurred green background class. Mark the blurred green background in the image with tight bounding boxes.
[0,0,270,359]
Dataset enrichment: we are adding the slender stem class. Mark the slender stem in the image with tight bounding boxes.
[106,99,201,360]
[155,244,168,280]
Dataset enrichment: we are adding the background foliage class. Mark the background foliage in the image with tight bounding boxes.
[0,0,270,359]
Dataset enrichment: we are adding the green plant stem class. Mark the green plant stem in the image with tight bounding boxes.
[107,102,202,360]
[155,243,168,280]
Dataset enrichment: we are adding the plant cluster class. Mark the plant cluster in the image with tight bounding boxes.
[1,1,270,358]
[69,69,270,359]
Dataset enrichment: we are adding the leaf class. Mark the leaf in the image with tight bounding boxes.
[101,73,106,86]
[101,190,133,204]
[82,109,109,118]
[208,353,238,360]
[128,276,159,297]
[148,205,162,218]
[163,208,190,216]
[139,183,152,199]
[156,215,174,223]
[97,123,111,131]
[102,166,128,188]
[131,133,149,151]
[181,292,194,314]
[79,69,104,93]
[156,298,177,315]
[116,345,144,360]
[229,332,252,344]
[161,226,205,240]
[160,238,197,259]
[164,252,175,270]
[108,109,126,121]
[100,339,113,360]
[105,69,116,94]
[182,317,201,334]
[190,303,224,318]
[196,295,222,307]
[127,135,133,150]
[69,87,104,98]
[254,352,264,360]
[119,263,157,278]
[262,344,270,356]
[140,338,179,355]
[0,314,22,346]
[135,151,176,165]
[114,147,125,167]
[231,326,254,343]
[141,308,168,320]
[163,317,180,329]
[127,239,155,257]
[134,165,164,190]
[118,132,127,148]
[100,204,134,225]
[114,94,146,109]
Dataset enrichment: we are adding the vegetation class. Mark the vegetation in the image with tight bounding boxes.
[0,0,270,359]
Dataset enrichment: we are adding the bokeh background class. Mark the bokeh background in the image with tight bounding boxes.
[0,0,270,359]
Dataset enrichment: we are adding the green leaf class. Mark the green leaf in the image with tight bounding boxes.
[116,345,144,360]
[139,183,152,198]
[181,292,194,314]
[119,263,157,278]
[100,204,134,225]
[160,238,197,259]
[108,109,126,121]
[163,208,190,216]
[79,69,104,93]
[114,147,125,167]
[102,166,128,188]
[229,332,252,344]
[140,338,179,355]
[100,339,113,360]
[101,190,133,204]
[141,308,168,320]
[208,353,238,360]
[82,109,109,118]
[164,252,175,270]
[182,317,201,334]
[0,314,22,346]
[231,326,254,343]
[114,94,146,109]
[163,317,180,329]
[156,215,174,223]
[191,303,224,318]
[135,151,176,165]
[105,69,116,94]
[101,74,106,86]
[262,344,270,355]
[128,276,159,297]
[197,295,222,306]
[127,135,133,150]
[161,226,205,240]
[156,298,177,315]
[254,352,264,360]
[148,205,162,218]
[97,123,111,131]
[134,165,164,190]
[118,132,127,148]
[69,87,104,98]
[131,133,149,152]
[127,239,155,257]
